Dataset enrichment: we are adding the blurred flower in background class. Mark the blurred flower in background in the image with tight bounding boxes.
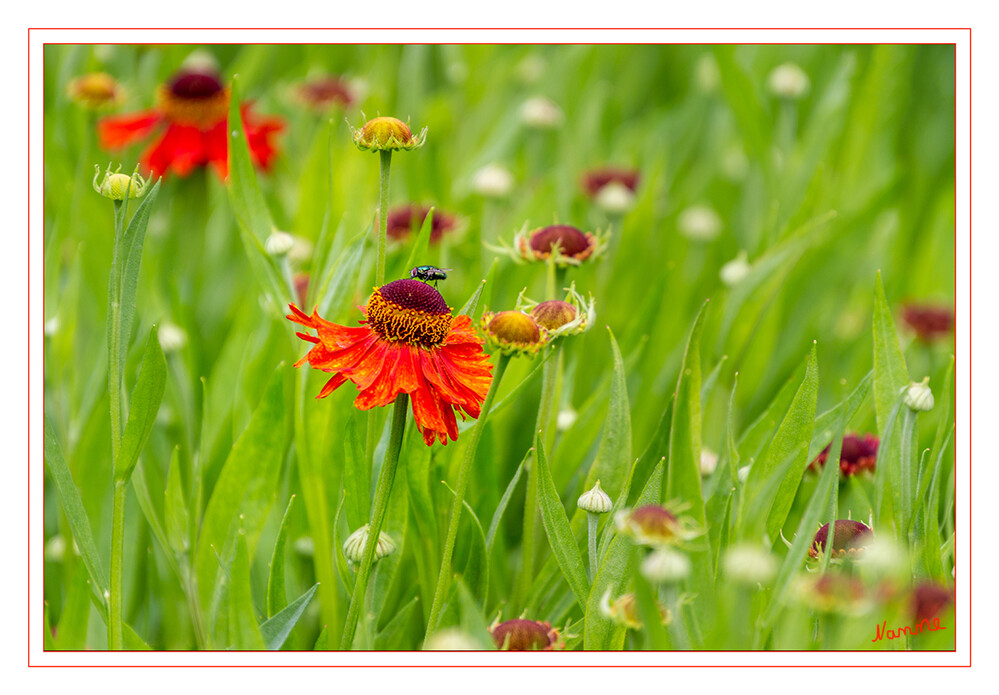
[98,63,283,178]
[383,204,461,243]
[902,303,955,342]
[810,433,879,477]
[67,72,124,110]
[293,74,355,112]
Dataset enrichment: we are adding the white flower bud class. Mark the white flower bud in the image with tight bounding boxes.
[293,536,315,557]
[737,465,751,484]
[44,316,60,337]
[768,62,810,99]
[700,448,719,477]
[265,231,295,256]
[471,164,514,198]
[720,250,751,286]
[288,236,314,265]
[516,54,546,84]
[594,181,636,215]
[342,524,395,565]
[678,205,722,242]
[904,377,934,412]
[557,407,578,431]
[641,547,691,584]
[519,96,563,129]
[722,543,778,585]
[424,628,482,650]
[577,480,613,514]
[158,322,187,353]
[45,535,67,562]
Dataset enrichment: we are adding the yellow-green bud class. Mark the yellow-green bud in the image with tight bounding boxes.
[904,377,935,412]
[577,480,612,514]
[93,164,147,200]
[351,115,427,152]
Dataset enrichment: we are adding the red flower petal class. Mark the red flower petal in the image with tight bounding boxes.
[98,111,162,149]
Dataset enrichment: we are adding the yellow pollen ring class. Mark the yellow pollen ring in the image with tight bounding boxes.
[366,289,453,347]
[157,85,231,127]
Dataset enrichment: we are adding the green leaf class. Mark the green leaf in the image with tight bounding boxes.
[404,207,435,271]
[486,453,527,552]
[114,327,166,481]
[164,446,190,556]
[228,532,266,650]
[584,459,663,650]
[260,583,319,650]
[332,491,355,595]
[739,344,819,542]
[313,624,329,651]
[374,595,420,650]
[666,300,708,520]
[266,495,296,618]
[195,365,288,610]
[441,479,488,601]
[713,46,771,161]
[583,328,632,501]
[633,571,669,651]
[43,419,108,596]
[54,564,92,650]
[535,431,590,610]
[343,413,369,531]
[873,271,911,435]
[226,77,289,312]
[116,180,161,370]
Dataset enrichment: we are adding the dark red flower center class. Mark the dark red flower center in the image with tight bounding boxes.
[813,433,879,476]
[529,225,591,257]
[911,583,953,622]
[809,520,873,558]
[298,76,353,108]
[385,205,456,242]
[169,69,224,99]
[902,305,955,341]
[628,505,680,540]
[491,619,553,651]
[582,168,640,196]
[158,68,230,127]
[366,279,453,347]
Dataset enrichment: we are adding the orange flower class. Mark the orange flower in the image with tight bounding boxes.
[98,66,283,179]
[288,279,493,446]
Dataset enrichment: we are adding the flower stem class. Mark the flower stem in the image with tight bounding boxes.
[425,354,511,639]
[587,512,598,581]
[514,343,558,609]
[107,200,126,650]
[108,480,127,649]
[375,150,392,286]
[341,393,408,649]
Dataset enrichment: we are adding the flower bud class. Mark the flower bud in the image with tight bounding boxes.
[557,407,578,431]
[722,543,778,585]
[695,54,721,93]
[44,316,60,337]
[351,116,426,152]
[471,164,514,198]
[519,96,563,129]
[719,250,751,286]
[288,236,314,265]
[615,505,692,547]
[67,72,123,110]
[424,628,483,650]
[342,524,396,565]
[480,310,548,357]
[768,62,810,99]
[490,618,562,651]
[904,377,934,412]
[157,322,187,354]
[265,231,295,256]
[594,181,636,215]
[511,224,606,267]
[93,164,148,201]
[700,448,719,477]
[600,589,670,630]
[641,547,691,584]
[577,480,612,514]
[808,520,873,560]
[678,205,722,241]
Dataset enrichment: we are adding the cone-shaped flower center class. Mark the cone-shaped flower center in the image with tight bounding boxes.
[361,116,412,146]
[69,73,120,107]
[808,520,873,558]
[158,68,230,127]
[491,619,553,651]
[366,279,453,347]
[531,300,578,330]
[529,225,590,256]
[487,311,542,344]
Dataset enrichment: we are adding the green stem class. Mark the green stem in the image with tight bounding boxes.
[587,512,598,582]
[375,150,392,286]
[900,408,917,542]
[425,354,511,638]
[107,200,126,650]
[515,343,559,609]
[108,480,126,649]
[341,394,408,649]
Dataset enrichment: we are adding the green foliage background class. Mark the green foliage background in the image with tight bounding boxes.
[43,43,955,651]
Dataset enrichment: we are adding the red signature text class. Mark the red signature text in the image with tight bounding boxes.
[872,618,947,642]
